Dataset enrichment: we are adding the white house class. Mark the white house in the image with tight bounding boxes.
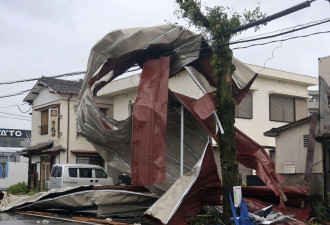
[22,77,113,190]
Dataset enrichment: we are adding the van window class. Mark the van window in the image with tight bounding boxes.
[69,168,77,177]
[51,166,62,177]
[79,168,92,178]
[95,169,107,178]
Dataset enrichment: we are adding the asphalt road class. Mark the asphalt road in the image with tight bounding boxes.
[0,212,96,225]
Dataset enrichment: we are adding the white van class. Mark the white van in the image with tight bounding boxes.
[49,164,114,190]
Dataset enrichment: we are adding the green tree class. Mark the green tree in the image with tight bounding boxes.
[175,0,265,221]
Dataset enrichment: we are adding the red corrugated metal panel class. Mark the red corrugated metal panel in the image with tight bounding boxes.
[235,127,287,199]
[131,56,170,185]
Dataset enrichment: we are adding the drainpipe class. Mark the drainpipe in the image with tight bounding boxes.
[67,94,73,163]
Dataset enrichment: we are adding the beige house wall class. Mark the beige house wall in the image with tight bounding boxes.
[236,75,310,147]
[31,91,113,164]
[275,123,323,174]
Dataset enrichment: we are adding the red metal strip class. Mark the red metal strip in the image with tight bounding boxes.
[131,56,170,185]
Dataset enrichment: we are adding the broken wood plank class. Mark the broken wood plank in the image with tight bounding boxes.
[13,211,57,216]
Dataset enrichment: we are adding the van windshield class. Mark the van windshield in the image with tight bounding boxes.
[51,166,62,177]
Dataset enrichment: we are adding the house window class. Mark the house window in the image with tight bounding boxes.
[99,108,107,117]
[76,154,104,167]
[40,110,49,135]
[235,92,252,119]
[269,95,307,122]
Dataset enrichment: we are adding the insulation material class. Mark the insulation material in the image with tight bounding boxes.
[132,56,170,184]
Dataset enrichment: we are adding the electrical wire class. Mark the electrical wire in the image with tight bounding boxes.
[232,17,330,42]
[0,115,31,121]
[229,18,330,46]
[0,111,31,118]
[0,103,28,109]
[0,89,31,99]
[231,30,330,50]
[161,17,330,57]
[18,104,32,113]
[0,71,85,86]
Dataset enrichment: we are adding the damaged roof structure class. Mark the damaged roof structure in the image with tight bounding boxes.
[75,24,306,224]
[0,25,312,224]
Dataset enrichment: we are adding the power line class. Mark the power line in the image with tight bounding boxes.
[167,18,330,57]
[18,104,31,113]
[0,103,28,109]
[0,111,31,118]
[231,30,330,50]
[0,71,85,86]
[0,115,31,121]
[0,89,31,99]
[0,66,142,86]
[232,18,330,42]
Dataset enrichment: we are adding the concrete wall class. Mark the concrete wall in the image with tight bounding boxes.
[0,162,28,190]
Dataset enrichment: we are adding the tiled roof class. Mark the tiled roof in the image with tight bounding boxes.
[22,141,53,152]
[39,77,83,95]
[21,141,66,156]
[24,77,84,103]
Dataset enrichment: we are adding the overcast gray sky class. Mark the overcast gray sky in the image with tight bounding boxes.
[0,0,329,130]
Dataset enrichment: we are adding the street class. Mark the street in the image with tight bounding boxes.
[0,212,97,225]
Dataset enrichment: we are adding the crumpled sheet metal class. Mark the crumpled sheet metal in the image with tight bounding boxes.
[77,87,210,195]
[244,197,311,223]
[78,24,204,98]
[76,24,286,224]
[132,56,170,185]
[145,141,221,225]
[171,91,286,201]
[242,186,309,209]
[235,128,287,200]
[0,185,158,218]
[0,186,93,212]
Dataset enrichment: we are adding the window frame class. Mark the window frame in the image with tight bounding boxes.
[269,94,295,123]
[40,110,49,135]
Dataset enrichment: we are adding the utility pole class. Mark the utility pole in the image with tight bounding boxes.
[175,0,318,221]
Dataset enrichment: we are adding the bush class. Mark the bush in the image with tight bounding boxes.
[7,182,28,195]
[309,195,330,221]
[27,188,38,196]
